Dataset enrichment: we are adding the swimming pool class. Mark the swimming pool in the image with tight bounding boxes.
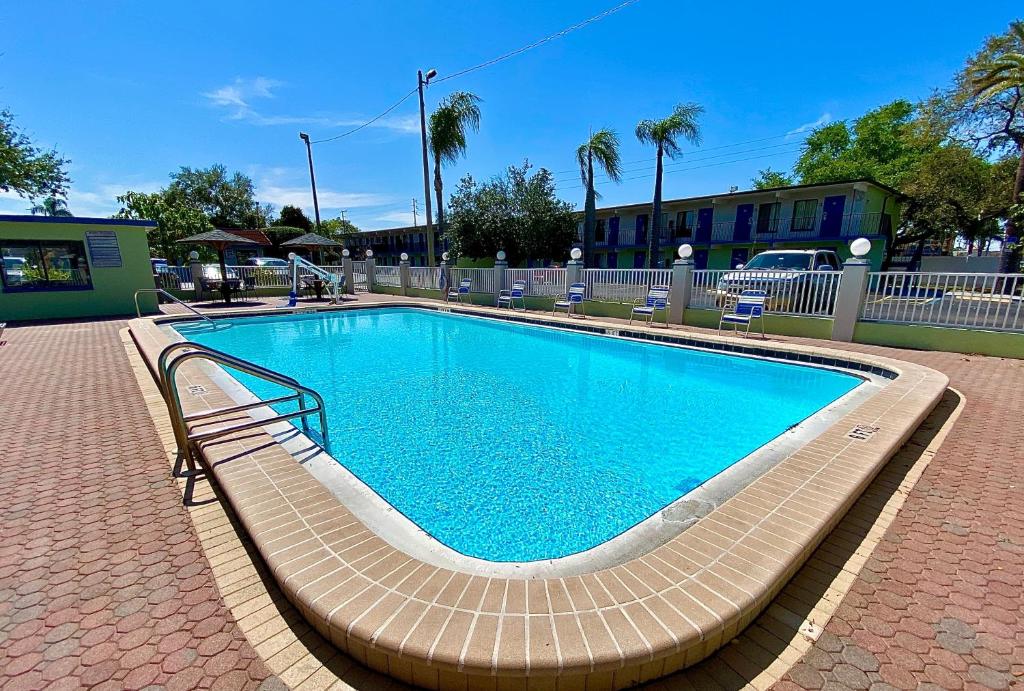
[173,307,861,562]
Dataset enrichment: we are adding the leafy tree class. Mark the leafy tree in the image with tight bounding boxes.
[751,167,795,189]
[0,109,70,199]
[429,91,482,243]
[635,103,703,267]
[273,204,313,232]
[116,190,212,264]
[794,100,937,189]
[576,128,622,266]
[29,196,72,217]
[446,161,577,266]
[319,217,360,240]
[164,164,258,228]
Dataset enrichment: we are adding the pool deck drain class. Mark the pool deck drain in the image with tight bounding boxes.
[126,297,949,690]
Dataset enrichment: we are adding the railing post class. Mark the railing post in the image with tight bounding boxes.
[566,258,583,289]
[493,252,508,304]
[399,255,411,297]
[189,253,204,302]
[439,259,450,297]
[365,253,377,292]
[831,250,871,342]
[288,253,299,297]
[669,255,693,325]
[341,253,355,295]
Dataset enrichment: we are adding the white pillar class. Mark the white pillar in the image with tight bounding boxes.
[831,258,870,342]
[439,260,450,297]
[188,254,204,302]
[493,256,508,304]
[566,259,583,287]
[365,256,377,292]
[399,258,411,297]
[342,255,355,295]
[669,258,694,325]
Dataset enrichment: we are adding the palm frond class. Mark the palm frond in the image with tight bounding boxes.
[590,128,622,182]
[635,103,703,158]
[428,91,482,167]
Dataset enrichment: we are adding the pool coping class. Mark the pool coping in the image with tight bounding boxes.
[128,300,948,690]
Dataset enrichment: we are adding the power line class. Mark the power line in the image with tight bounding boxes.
[433,0,642,83]
[310,88,418,144]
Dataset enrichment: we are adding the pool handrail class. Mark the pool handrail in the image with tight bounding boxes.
[156,341,330,487]
[134,288,214,324]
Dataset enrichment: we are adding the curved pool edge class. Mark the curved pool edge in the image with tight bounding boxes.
[128,303,948,689]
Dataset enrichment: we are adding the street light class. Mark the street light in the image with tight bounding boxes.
[418,68,438,267]
[298,132,322,232]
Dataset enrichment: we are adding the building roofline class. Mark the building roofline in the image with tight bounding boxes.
[0,214,157,228]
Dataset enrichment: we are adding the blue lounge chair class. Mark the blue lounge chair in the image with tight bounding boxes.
[448,277,471,303]
[718,290,767,338]
[629,285,670,326]
[552,282,586,317]
[497,280,527,310]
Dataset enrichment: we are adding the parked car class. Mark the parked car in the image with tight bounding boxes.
[245,257,289,268]
[202,264,239,280]
[3,256,27,285]
[716,249,842,313]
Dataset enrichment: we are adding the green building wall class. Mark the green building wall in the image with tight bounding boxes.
[0,217,158,321]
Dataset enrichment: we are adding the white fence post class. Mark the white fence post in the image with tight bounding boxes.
[189,253,204,302]
[669,257,693,325]
[831,257,870,342]
[493,253,508,304]
[342,254,355,295]
[399,256,410,296]
[365,254,377,292]
[566,259,583,288]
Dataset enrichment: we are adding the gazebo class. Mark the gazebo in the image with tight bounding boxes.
[281,232,342,264]
[178,230,256,302]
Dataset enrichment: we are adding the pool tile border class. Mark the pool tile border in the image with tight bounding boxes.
[128,302,948,690]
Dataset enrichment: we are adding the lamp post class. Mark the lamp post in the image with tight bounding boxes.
[298,132,322,232]
[418,68,438,266]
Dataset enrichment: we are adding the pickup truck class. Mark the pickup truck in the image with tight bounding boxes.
[716,249,842,313]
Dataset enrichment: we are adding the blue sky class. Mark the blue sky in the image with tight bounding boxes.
[1,1,1019,229]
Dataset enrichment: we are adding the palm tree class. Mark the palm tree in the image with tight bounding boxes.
[429,92,482,239]
[576,129,622,266]
[635,103,703,268]
[29,196,72,217]
[971,21,1024,271]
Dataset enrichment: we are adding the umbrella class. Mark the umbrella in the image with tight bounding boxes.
[178,230,256,300]
[281,232,342,265]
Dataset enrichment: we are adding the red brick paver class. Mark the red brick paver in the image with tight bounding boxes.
[0,320,279,690]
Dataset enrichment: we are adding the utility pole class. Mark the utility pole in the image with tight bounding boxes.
[411,198,419,227]
[418,68,437,265]
[298,132,322,232]
[340,209,347,223]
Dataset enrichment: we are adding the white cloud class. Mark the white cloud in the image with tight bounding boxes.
[373,210,417,226]
[0,181,161,218]
[202,77,418,136]
[257,184,395,212]
[786,113,832,139]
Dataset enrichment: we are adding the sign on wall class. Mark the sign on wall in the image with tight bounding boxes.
[85,231,122,268]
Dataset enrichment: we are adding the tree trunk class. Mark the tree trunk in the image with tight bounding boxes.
[1001,148,1024,273]
[648,144,664,269]
[433,159,445,239]
[583,149,596,267]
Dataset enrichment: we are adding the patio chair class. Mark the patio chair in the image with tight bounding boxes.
[497,280,527,310]
[448,278,471,303]
[552,282,586,318]
[629,285,670,326]
[718,290,767,338]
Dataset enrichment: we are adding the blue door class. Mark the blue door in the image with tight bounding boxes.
[635,214,648,246]
[695,207,713,243]
[820,195,846,238]
[733,204,753,242]
[607,251,618,268]
[608,216,620,246]
[633,251,646,268]
[693,249,709,270]
[730,248,749,269]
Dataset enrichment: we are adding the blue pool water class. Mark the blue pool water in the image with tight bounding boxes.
[174,308,860,562]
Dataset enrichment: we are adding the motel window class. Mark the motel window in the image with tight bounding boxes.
[595,219,606,243]
[676,210,695,237]
[792,199,818,231]
[757,202,781,233]
[1,240,92,292]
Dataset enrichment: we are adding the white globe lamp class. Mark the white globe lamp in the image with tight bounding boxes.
[441,252,450,262]
[570,247,583,261]
[287,252,297,261]
[496,250,506,262]
[342,248,350,258]
[188,250,199,261]
[677,244,693,259]
[400,252,409,261]
[850,237,871,259]
[365,249,373,258]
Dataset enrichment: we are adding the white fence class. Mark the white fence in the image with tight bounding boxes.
[409,267,443,290]
[352,261,368,291]
[690,269,842,317]
[505,268,567,297]
[449,268,497,294]
[374,265,401,288]
[583,269,672,303]
[863,272,1024,331]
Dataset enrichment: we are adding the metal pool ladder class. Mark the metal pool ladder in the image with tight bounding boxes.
[134,288,214,324]
[156,342,331,501]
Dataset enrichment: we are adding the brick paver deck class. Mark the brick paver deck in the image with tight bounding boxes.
[1,302,1022,690]
[0,320,278,690]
